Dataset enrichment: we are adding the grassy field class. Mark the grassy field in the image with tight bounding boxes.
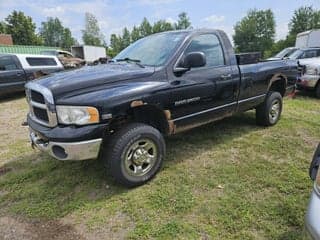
[0,93,319,239]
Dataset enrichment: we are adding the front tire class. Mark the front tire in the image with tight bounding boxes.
[104,123,165,187]
[256,91,283,126]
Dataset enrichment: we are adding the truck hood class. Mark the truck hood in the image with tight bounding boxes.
[35,63,155,97]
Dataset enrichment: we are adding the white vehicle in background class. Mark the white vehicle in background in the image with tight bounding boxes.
[267,47,298,61]
[297,57,320,98]
[71,45,106,64]
[296,29,320,48]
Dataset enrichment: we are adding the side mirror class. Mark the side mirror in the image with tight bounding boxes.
[174,52,206,73]
[309,143,320,181]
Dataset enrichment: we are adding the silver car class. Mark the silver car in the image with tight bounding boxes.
[305,143,320,239]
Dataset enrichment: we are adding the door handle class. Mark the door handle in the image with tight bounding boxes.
[16,72,22,76]
[221,74,232,79]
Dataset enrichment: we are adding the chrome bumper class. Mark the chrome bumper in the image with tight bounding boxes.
[297,75,319,88]
[305,188,320,240]
[30,131,102,161]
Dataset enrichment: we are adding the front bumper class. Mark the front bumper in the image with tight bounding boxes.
[27,115,108,161]
[30,130,102,161]
[297,75,319,89]
[305,188,320,240]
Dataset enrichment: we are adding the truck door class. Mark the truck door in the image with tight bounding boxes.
[0,55,26,95]
[169,33,238,129]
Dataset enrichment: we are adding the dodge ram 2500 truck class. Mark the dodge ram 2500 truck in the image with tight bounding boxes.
[25,29,297,187]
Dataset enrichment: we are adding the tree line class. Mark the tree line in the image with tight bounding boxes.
[107,12,191,56]
[233,6,320,57]
[0,11,106,49]
[0,6,319,58]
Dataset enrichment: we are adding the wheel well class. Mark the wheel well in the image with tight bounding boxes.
[269,78,286,96]
[129,105,170,134]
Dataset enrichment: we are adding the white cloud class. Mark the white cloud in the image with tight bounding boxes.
[42,6,66,16]
[202,15,225,25]
[136,0,181,5]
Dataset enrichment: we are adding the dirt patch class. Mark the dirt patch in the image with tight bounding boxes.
[0,167,12,176]
[0,216,84,240]
[62,211,135,240]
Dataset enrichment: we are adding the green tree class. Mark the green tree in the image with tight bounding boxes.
[0,22,6,33]
[131,26,141,42]
[233,9,275,56]
[139,18,152,37]
[108,12,193,56]
[175,12,191,30]
[5,10,42,45]
[152,20,174,33]
[289,6,320,35]
[108,34,123,57]
[122,27,131,49]
[82,12,105,46]
[62,28,76,49]
[40,17,75,49]
[264,34,296,58]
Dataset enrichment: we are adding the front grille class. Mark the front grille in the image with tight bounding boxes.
[25,83,57,127]
[33,107,49,122]
[31,90,45,104]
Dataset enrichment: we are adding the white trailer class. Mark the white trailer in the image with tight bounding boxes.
[71,45,106,63]
[295,30,320,48]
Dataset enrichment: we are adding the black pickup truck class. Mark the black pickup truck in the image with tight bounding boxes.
[26,29,297,187]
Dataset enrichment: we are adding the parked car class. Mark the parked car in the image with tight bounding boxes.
[288,48,320,60]
[41,50,85,69]
[305,143,320,239]
[0,53,63,96]
[267,47,299,61]
[25,29,297,187]
[297,58,320,98]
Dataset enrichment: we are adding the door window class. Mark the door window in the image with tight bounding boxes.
[0,56,18,71]
[302,50,317,58]
[184,34,225,67]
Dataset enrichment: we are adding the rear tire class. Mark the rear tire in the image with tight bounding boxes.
[103,123,165,187]
[256,91,283,126]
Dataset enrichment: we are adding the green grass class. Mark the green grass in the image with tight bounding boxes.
[0,94,319,239]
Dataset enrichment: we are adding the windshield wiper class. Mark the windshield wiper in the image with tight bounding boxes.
[115,58,145,68]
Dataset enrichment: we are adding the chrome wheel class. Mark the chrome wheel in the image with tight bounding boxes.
[124,138,158,177]
[269,99,280,123]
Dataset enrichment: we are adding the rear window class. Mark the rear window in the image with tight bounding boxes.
[26,57,57,66]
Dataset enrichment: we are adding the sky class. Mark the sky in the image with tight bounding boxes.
[0,0,320,45]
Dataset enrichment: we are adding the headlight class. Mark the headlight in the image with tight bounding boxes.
[56,105,99,125]
[306,66,318,75]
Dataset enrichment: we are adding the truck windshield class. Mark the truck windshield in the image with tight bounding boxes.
[274,48,297,59]
[288,50,303,59]
[114,32,187,66]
